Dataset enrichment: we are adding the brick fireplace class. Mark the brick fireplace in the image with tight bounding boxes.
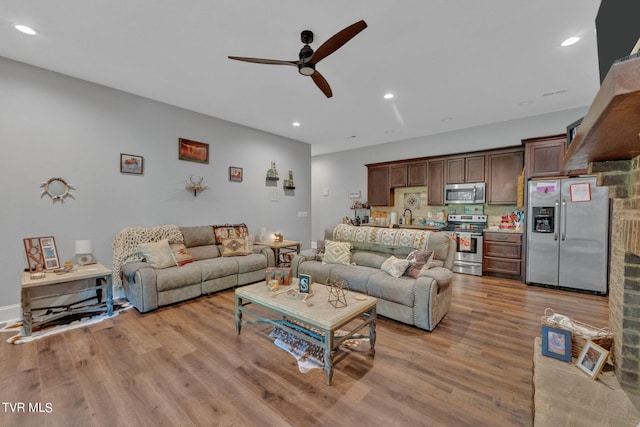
[592,155,640,407]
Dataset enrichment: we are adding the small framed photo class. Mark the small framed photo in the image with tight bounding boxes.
[298,274,311,294]
[576,341,609,379]
[541,325,572,362]
[120,153,144,174]
[229,166,243,182]
[179,138,209,164]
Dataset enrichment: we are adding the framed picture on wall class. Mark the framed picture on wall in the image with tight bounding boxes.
[229,167,243,182]
[120,153,144,174]
[179,138,209,164]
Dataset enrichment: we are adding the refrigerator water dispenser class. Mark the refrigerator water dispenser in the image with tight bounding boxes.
[532,206,554,233]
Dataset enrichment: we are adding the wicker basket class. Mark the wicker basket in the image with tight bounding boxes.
[541,308,613,359]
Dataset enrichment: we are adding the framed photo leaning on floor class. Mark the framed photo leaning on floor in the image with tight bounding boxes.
[576,341,609,379]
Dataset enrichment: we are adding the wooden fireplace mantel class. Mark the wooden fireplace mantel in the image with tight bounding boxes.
[564,54,640,171]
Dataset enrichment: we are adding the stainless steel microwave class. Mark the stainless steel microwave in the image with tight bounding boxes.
[444,182,485,204]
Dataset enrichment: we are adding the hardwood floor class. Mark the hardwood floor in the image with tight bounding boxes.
[0,274,608,427]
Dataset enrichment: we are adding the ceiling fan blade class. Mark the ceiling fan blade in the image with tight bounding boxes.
[311,20,367,64]
[311,71,333,98]
[228,56,298,67]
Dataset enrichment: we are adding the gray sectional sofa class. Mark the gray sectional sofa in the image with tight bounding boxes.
[291,224,456,331]
[113,225,275,313]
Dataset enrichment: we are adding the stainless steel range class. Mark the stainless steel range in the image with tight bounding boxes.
[443,214,487,276]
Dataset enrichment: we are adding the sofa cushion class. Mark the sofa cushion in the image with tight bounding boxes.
[352,252,389,269]
[314,240,326,261]
[351,242,414,258]
[139,239,175,269]
[236,253,268,274]
[322,240,352,265]
[197,257,239,281]
[212,223,249,244]
[155,263,202,292]
[428,232,454,261]
[405,249,434,278]
[169,243,195,266]
[381,256,410,278]
[330,264,378,294]
[188,245,221,261]
[221,237,252,256]
[180,226,215,248]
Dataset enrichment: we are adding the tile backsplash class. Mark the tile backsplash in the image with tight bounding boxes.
[370,186,519,224]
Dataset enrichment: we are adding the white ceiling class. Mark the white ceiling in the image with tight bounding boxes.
[0,1,602,156]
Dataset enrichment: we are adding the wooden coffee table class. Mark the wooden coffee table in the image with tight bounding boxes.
[235,280,376,385]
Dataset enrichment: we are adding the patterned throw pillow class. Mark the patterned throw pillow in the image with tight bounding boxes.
[221,237,252,256]
[322,240,352,265]
[169,243,195,266]
[212,223,249,244]
[381,255,410,278]
[138,239,175,268]
[404,249,434,278]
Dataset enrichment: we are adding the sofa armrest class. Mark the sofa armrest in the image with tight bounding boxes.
[121,261,159,313]
[419,267,453,292]
[291,250,317,277]
[252,244,276,267]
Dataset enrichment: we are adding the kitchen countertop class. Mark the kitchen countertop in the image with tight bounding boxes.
[360,223,444,231]
[484,228,523,234]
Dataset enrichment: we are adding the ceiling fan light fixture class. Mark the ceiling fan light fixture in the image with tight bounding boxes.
[298,62,315,76]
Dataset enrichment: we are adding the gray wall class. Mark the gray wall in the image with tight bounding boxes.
[311,106,588,242]
[0,57,311,319]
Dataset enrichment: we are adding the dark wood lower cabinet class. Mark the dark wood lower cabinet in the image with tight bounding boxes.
[483,232,523,280]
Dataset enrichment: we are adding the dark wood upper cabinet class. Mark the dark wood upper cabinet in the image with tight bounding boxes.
[486,149,524,204]
[446,155,485,183]
[427,159,445,205]
[389,164,408,188]
[407,162,427,186]
[523,134,565,178]
[367,166,392,206]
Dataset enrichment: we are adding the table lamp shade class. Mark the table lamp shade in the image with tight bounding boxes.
[75,240,93,255]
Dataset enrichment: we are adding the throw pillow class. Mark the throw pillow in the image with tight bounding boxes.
[322,240,352,265]
[212,223,249,244]
[381,255,410,278]
[405,249,434,278]
[221,237,252,256]
[138,239,175,269]
[169,242,195,266]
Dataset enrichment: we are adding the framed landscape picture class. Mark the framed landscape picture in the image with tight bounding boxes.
[179,138,209,164]
[120,153,144,174]
[541,325,572,362]
[576,341,609,379]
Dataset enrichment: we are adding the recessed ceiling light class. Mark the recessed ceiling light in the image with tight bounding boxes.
[441,117,453,122]
[292,122,301,127]
[519,100,534,106]
[383,93,394,100]
[561,36,580,47]
[14,24,37,35]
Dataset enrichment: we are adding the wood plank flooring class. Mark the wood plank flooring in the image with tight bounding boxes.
[0,274,609,426]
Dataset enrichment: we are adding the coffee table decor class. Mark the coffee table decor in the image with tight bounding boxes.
[235,280,376,385]
[326,276,349,308]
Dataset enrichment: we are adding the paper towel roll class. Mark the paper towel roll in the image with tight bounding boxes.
[390,212,398,224]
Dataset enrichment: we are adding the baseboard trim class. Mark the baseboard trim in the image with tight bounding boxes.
[0,304,21,325]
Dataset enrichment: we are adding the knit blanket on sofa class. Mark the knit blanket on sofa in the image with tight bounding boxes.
[111,225,184,288]
[333,224,436,251]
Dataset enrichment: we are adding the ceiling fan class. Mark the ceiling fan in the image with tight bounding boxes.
[228,20,367,98]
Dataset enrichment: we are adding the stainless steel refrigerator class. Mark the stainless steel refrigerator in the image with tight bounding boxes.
[526,177,609,293]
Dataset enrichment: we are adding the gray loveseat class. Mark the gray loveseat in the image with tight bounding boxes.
[113,224,275,313]
[291,224,455,331]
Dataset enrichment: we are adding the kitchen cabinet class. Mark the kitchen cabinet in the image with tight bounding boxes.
[446,155,485,184]
[389,164,407,188]
[407,162,427,186]
[523,134,565,178]
[486,149,524,204]
[367,165,392,206]
[427,159,445,205]
[483,232,523,280]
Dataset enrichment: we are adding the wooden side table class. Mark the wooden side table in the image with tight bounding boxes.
[21,263,113,336]
[260,240,301,266]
